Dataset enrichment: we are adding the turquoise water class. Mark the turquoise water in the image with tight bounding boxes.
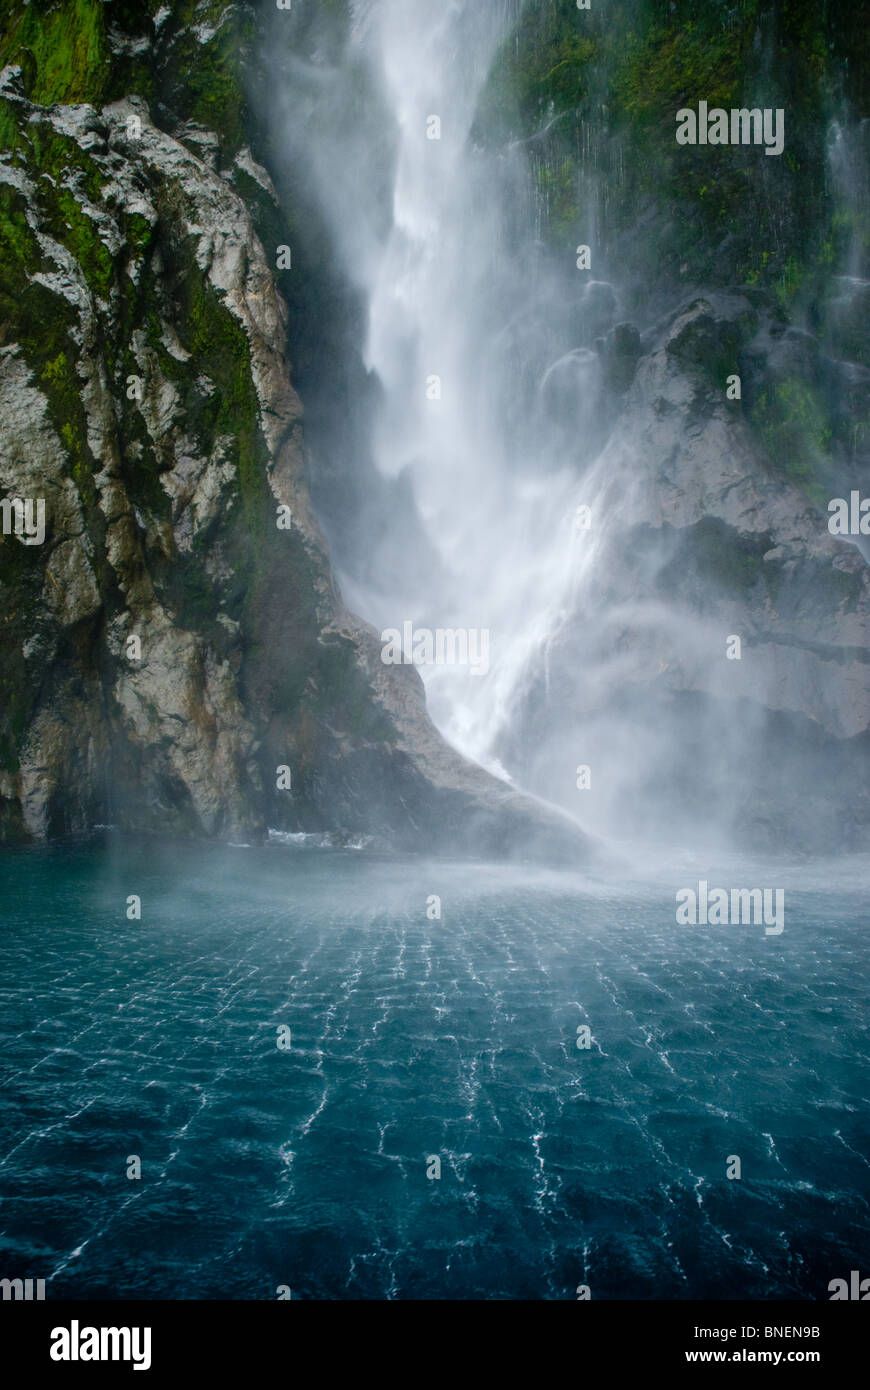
[0,837,867,1299]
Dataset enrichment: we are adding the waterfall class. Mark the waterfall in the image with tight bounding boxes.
[268,0,620,804]
[262,0,870,858]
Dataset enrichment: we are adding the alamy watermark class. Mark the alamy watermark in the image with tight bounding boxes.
[676,103,785,156]
[675,880,784,935]
[827,491,870,535]
[1,496,46,545]
[828,1270,870,1299]
[1,1276,45,1300]
[50,1321,151,1371]
[380,622,490,677]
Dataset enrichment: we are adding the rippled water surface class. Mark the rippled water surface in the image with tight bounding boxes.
[0,839,867,1299]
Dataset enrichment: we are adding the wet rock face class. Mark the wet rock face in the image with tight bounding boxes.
[0,81,281,841]
[496,293,870,851]
[618,297,870,739]
[0,55,591,861]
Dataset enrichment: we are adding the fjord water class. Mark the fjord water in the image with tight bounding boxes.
[1,838,867,1299]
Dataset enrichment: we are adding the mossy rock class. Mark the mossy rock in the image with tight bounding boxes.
[750,375,833,500]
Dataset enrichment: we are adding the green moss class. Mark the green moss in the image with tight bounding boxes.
[474,2,600,142]
[0,186,98,499]
[0,0,109,107]
[0,180,96,484]
[8,124,115,299]
[612,21,743,130]
[0,183,40,285]
[0,95,26,152]
[28,123,106,199]
[156,7,257,161]
[533,158,579,242]
[52,187,114,297]
[475,0,845,297]
[124,211,153,249]
[0,260,97,507]
[174,242,268,517]
[666,301,753,396]
[230,166,283,264]
[750,376,833,498]
[0,2,253,119]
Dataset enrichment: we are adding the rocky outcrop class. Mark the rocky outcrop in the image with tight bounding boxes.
[496,291,870,850]
[0,58,590,861]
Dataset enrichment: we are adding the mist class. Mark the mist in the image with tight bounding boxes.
[256,0,870,862]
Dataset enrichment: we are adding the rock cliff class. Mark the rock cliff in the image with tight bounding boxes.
[0,3,588,860]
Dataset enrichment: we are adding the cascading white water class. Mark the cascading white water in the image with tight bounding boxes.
[333,0,612,786]
[269,0,829,854]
